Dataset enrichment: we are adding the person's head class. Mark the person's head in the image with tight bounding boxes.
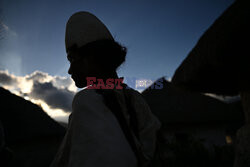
[65,12,127,88]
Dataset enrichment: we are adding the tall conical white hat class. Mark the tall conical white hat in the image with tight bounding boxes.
[65,11,114,53]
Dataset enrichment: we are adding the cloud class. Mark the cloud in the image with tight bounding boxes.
[30,81,74,112]
[0,70,17,85]
[25,71,76,92]
[0,22,17,38]
[2,23,9,31]
[26,71,51,82]
[0,70,77,115]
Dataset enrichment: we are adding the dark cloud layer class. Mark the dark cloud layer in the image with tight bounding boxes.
[0,71,17,85]
[30,81,74,112]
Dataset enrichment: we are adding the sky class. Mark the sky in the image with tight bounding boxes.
[0,0,235,121]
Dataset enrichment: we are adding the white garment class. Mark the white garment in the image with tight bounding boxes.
[50,88,161,167]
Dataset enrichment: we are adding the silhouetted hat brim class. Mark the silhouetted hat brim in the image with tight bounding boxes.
[172,0,250,96]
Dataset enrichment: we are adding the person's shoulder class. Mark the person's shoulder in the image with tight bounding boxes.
[74,88,96,99]
[124,87,144,100]
[72,88,102,107]
[122,87,150,107]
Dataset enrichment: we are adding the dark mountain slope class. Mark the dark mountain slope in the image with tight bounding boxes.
[0,87,66,167]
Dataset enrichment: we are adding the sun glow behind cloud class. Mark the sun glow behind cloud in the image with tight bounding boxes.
[0,70,76,123]
[31,98,70,118]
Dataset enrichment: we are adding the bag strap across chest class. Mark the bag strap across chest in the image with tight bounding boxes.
[96,86,150,167]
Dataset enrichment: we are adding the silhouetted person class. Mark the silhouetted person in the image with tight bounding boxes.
[50,11,160,167]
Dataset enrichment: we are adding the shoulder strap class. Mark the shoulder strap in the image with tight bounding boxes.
[96,88,148,167]
[123,88,140,139]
